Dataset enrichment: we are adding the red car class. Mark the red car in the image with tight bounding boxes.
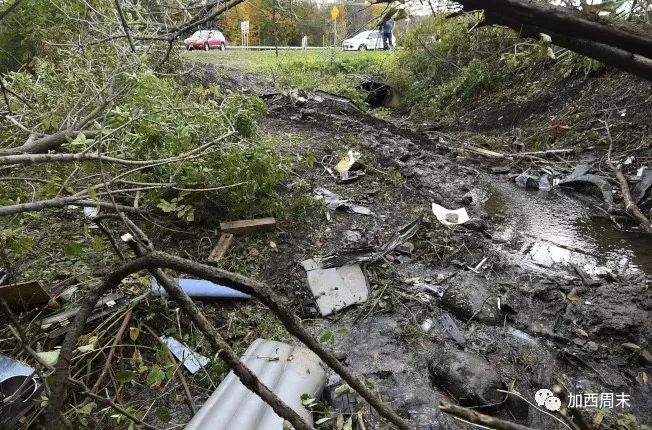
[184,30,226,51]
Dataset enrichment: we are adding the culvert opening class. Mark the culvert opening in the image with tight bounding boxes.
[358,80,399,109]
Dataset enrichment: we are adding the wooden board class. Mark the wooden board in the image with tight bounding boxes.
[220,217,276,234]
[0,280,51,306]
[207,233,234,262]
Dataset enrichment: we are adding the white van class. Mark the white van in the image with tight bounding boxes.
[342,30,396,51]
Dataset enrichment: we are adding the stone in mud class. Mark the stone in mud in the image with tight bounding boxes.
[428,350,505,407]
[462,218,488,232]
[566,283,649,336]
[441,276,503,325]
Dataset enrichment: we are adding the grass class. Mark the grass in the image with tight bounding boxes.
[185,48,398,103]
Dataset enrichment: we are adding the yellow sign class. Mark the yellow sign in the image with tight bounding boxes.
[330,6,339,20]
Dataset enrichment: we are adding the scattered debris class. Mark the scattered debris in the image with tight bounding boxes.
[515,170,539,189]
[220,217,276,234]
[570,263,601,287]
[632,167,652,204]
[185,339,326,430]
[0,280,51,307]
[161,336,210,374]
[40,292,131,338]
[150,278,251,300]
[318,219,420,268]
[437,313,466,345]
[429,350,505,407]
[301,259,369,316]
[421,318,434,332]
[314,188,373,215]
[0,354,43,429]
[431,203,469,226]
[557,174,615,210]
[335,150,362,173]
[83,206,98,219]
[339,170,365,183]
[207,233,234,263]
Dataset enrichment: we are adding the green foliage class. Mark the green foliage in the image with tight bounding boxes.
[388,14,605,121]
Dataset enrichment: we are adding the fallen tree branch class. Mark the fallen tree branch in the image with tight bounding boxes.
[439,401,534,430]
[0,130,236,165]
[114,0,136,53]
[454,0,652,81]
[45,249,414,430]
[90,309,132,393]
[0,130,101,155]
[604,120,652,232]
[0,0,25,22]
[0,197,140,217]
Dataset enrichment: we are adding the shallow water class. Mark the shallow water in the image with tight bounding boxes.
[484,181,652,275]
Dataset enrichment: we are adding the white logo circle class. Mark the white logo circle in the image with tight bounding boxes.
[545,396,562,412]
[535,389,554,406]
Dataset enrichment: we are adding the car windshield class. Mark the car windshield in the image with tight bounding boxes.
[366,31,379,38]
[192,30,212,37]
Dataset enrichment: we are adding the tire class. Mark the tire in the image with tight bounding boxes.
[187,45,192,51]
[358,44,367,51]
[220,42,225,51]
[204,43,209,51]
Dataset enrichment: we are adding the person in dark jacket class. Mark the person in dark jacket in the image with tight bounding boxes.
[381,17,394,50]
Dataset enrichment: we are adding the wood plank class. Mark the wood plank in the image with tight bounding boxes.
[207,233,234,262]
[220,217,276,234]
[0,280,51,306]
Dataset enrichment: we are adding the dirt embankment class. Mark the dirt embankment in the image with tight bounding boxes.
[265,95,651,428]
[198,63,652,429]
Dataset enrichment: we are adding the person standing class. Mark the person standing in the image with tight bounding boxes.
[382,17,394,50]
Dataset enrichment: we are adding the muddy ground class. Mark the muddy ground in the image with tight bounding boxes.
[186,63,652,430]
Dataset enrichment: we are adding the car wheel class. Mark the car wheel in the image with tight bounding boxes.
[204,43,209,51]
[220,43,225,51]
[359,44,367,51]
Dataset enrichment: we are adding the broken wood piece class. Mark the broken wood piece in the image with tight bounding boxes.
[0,280,51,307]
[220,217,276,234]
[207,233,234,262]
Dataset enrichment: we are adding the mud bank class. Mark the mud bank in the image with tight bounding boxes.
[259,91,652,429]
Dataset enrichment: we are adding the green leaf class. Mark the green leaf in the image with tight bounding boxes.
[115,370,135,384]
[78,401,97,415]
[87,185,97,199]
[333,384,353,398]
[319,330,334,344]
[315,417,332,425]
[129,327,140,342]
[63,242,83,257]
[146,364,165,387]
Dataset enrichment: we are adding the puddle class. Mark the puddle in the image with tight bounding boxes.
[484,181,652,275]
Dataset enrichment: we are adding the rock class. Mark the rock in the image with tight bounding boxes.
[428,350,505,407]
[462,218,488,232]
[567,284,647,336]
[441,275,503,325]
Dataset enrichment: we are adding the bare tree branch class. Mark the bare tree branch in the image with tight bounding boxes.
[114,0,136,53]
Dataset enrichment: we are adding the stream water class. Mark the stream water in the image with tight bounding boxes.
[484,180,652,275]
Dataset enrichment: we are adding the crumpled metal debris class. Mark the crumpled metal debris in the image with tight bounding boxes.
[318,219,421,269]
[0,355,42,430]
[161,336,210,374]
[314,187,373,215]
